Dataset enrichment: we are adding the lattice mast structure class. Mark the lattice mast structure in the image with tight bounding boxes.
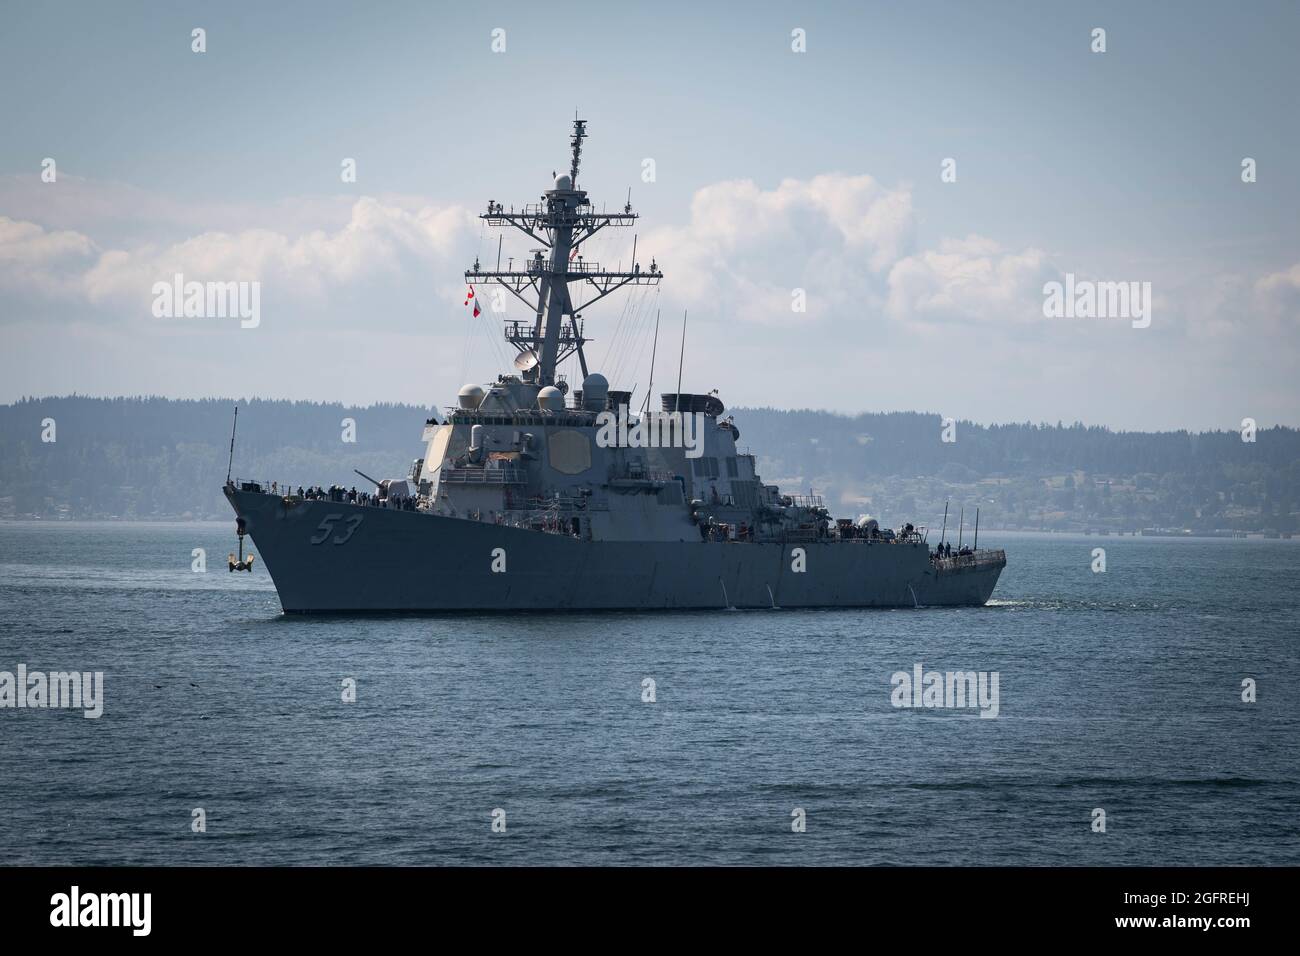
[466,119,663,386]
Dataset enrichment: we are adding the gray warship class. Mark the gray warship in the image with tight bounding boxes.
[224,120,1006,612]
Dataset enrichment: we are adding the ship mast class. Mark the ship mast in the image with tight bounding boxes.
[465,118,663,386]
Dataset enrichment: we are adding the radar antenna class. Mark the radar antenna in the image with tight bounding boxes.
[569,118,586,187]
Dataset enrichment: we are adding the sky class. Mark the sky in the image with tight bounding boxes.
[1,0,1297,431]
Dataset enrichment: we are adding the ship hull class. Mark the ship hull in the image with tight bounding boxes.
[226,489,1004,613]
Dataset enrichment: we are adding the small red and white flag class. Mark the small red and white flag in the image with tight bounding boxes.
[464,285,481,317]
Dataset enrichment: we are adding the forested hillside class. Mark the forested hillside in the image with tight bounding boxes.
[2,397,1296,532]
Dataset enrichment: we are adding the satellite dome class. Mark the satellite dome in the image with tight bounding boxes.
[554,174,572,191]
[538,386,566,412]
[581,373,609,411]
[457,384,485,410]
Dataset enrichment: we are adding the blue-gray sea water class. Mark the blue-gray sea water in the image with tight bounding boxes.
[0,522,1296,866]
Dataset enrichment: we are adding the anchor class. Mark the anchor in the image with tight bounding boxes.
[228,516,256,572]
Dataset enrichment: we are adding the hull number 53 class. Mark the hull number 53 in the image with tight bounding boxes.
[311,513,364,545]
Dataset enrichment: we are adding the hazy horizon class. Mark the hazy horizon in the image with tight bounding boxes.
[6,391,1299,437]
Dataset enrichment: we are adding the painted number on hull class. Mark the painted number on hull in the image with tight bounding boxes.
[311,513,363,545]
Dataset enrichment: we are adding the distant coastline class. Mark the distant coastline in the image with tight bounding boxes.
[3,395,1298,535]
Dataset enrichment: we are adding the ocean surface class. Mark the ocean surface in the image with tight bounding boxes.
[0,521,1296,866]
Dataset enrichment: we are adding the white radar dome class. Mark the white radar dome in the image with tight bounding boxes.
[581,373,609,411]
[538,386,566,412]
[457,384,485,410]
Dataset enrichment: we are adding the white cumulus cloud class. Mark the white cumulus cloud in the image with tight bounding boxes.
[79,197,478,313]
[1255,262,1300,323]
[0,216,99,302]
[644,174,915,326]
[886,236,1051,327]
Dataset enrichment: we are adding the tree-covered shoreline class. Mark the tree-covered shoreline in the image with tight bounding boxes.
[3,396,1296,533]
